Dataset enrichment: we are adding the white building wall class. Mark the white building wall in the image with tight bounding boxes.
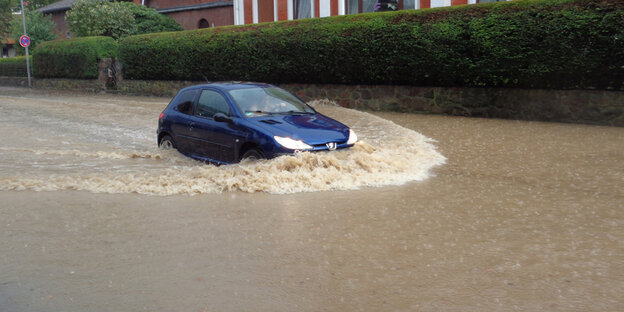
[252,0,259,23]
[319,0,331,17]
[274,0,278,21]
[431,0,451,8]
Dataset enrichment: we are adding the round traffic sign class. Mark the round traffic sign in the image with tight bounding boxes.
[19,35,31,48]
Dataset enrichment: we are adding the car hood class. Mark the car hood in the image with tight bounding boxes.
[247,113,349,145]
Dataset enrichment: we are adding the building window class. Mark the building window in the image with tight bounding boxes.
[363,0,376,12]
[431,0,451,7]
[349,0,399,14]
[198,19,210,28]
[295,0,312,19]
[347,0,358,14]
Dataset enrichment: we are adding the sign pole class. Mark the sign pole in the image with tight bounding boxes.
[19,0,32,87]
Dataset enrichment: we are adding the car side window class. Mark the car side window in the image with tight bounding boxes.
[173,89,198,115]
[196,90,230,118]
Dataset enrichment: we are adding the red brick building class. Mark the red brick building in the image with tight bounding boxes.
[128,0,234,29]
[36,0,506,37]
[232,0,506,25]
[37,0,234,37]
[36,0,75,37]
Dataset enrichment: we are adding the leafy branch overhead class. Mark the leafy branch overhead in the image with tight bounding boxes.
[1,0,60,31]
[11,11,58,51]
[1,0,16,32]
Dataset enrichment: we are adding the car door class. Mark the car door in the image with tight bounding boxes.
[188,89,244,163]
[168,89,199,155]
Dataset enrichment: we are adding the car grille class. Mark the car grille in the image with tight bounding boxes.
[312,140,347,148]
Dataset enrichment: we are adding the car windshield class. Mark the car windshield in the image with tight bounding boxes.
[228,87,315,117]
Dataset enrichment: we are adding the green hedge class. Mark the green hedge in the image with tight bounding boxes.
[33,36,118,79]
[0,56,30,77]
[119,0,624,90]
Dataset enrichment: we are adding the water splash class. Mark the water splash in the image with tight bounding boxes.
[0,99,445,195]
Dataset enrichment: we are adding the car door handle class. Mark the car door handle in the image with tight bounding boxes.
[189,122,195,130]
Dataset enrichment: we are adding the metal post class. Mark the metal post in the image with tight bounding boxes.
[20,0,32,87]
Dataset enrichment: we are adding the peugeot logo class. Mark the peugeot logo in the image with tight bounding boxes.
[326,142,337,150]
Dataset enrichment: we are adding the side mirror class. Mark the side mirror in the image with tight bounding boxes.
[214,113,233,123]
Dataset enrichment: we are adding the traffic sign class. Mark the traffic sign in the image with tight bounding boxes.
[19,35,30,48]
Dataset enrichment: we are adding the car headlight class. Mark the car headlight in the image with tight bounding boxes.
[347,129,358,145]
[274,136,313,150]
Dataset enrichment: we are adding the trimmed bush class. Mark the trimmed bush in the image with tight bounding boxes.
[0,56,30,77]
[119,0,624,90]
[33,36,118,79]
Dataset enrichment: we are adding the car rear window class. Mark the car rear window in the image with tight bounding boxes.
[171,89,198,115]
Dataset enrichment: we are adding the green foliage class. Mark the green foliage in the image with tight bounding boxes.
[66,0,136,40]
[22,0,62,11]
[32,36,118,78]
[0,0,15,32]
[10,11,57,52]
[65,0,182,40]
[121,2,183,34]
[0,55,25,63]
[2,0,62,31]
[119,0,624,90]
[0,55,29,77]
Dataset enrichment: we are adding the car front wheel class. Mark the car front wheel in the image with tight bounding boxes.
[159,135,176,150]
[241,149,263,162]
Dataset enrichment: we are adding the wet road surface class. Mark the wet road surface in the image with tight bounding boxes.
[1,87,623,311]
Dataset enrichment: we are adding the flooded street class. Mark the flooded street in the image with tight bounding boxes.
[1,86,623,311]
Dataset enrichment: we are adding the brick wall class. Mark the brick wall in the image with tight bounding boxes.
[50,12,70,37]
[111,79,624,126]
[144,0,226,8]
[166,6,234,28]
[5,75,621,126]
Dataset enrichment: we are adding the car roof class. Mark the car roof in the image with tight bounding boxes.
[179,81,274,92]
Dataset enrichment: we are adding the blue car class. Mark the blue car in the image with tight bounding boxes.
[157,82,358,164]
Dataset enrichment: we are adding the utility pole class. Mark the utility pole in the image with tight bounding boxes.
[19,0,32,87]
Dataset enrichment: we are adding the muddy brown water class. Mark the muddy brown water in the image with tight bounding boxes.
[1,87,622,311]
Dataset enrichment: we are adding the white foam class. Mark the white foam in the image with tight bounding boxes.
[0,100,445,195]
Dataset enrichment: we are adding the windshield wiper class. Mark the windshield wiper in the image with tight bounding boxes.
[277,110,315,115]
[245,110,276,115]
